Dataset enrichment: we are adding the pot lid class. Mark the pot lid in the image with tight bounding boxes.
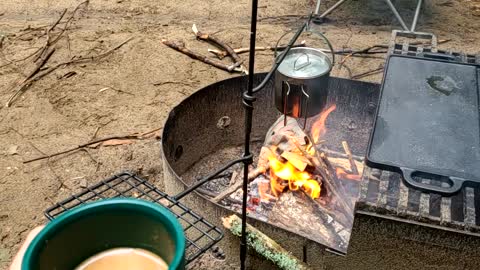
[277,47,332,79]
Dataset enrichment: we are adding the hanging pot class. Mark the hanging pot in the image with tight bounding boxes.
[274,29,335,119]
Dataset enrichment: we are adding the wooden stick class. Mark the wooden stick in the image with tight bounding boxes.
[192,24,247,73]
[228,170,239,186]
[322,148,363,160]
[161,39,242,73]
[22,127,160,164]
[341,141,358,175]
[208,41,306,59]
[34,1,88,63]
[212,167,266,203]
[213,170,240,203]
[196,188,218,198]
[222,215,311,270]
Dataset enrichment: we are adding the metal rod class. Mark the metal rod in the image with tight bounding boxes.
[241,0,259,268]
[173,157,249,201]
[241,12,310,269]
[314,0,322,15]
[410,0,423,32]
[384,0,409,31]
[319,0,348,18]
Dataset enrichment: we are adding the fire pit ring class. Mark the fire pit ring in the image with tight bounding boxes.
[161,73,380,268]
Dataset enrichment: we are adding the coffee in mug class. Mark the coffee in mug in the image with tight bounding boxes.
[74,248,168,270]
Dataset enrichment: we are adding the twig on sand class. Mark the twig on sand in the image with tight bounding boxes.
[34,1,89,63]
[6,37,133,107]
[161,39,243,73]
[23,127,161,164]
[192,24,247,73]
[208,41,306,59]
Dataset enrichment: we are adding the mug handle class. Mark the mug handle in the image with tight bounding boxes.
[400,167,465,195]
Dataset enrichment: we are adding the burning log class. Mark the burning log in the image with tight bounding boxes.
[280,151,312,172]
[216,105,360,253]
[222,215,311,270]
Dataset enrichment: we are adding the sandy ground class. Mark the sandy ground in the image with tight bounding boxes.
[0,0,479,269]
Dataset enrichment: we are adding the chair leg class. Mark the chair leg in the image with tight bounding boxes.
[318,0,349,18]
[384,0,409,31]
[410,0,423,32]
[314,0,423,32]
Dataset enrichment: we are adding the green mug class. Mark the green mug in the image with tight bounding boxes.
[22,198,185,270]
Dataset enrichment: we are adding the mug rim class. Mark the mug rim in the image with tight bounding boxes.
[22,198,185,270]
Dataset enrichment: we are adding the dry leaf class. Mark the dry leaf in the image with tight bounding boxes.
[7,145,18,155]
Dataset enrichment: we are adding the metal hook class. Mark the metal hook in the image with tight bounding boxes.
[283,81,291,127]
[301,85,310,130]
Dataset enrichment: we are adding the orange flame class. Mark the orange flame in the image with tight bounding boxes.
[292,100,300,117]
[336,167,361,181]
[268,155,321,199]
[311,104,336,144]
[305,143,316,156]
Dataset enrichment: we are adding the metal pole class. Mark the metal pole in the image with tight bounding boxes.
[384,0,409,31]
[314,0,322,15]
[319,0,348,18]
[410,0,423,32]
[241,0,259,268]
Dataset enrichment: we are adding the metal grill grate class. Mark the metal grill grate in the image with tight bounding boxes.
[45,172,223,264]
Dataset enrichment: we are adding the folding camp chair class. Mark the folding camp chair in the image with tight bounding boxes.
[314,0,423,32]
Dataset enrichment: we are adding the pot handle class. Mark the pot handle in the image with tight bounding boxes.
[400,167,465,195]
[304,24,335,68]
[293,53,311,70]
[273,21,335,68]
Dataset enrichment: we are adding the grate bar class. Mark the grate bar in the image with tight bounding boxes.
[45,172,223,264]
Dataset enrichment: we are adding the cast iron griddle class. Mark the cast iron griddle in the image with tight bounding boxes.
[367,54,480,195]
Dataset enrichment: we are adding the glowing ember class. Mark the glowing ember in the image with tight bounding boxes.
[311,104,336,144]
[268,155,321,199]
[292,98,300,117]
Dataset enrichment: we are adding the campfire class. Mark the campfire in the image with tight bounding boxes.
[263,104,337,201]
[212,104,364,252]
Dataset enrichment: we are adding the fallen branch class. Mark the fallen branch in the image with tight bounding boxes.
[192,24,247,73]
[222,215,311,270]
[6,37,133,107]
[26,47,56,81]
[161,39,242,73]
[23,126,160,164]
[34,1,89,63]
[208,41,306,59]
